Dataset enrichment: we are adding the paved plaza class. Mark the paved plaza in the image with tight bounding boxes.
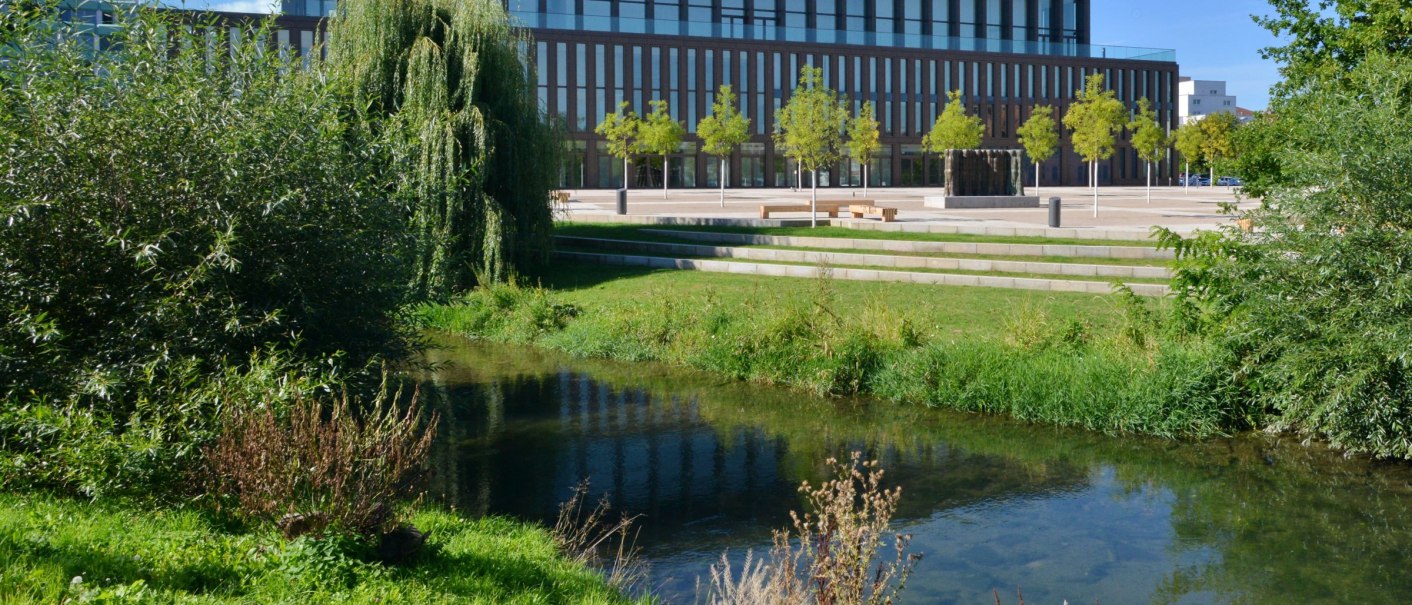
[558,185,1254,235]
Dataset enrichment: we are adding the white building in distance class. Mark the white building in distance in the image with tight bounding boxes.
[1178,78,1237,125]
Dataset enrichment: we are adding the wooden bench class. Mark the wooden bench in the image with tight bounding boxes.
[847,204,897,222]
[758,200,853,219]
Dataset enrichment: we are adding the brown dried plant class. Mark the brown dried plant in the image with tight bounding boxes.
[703,452,920,605]
[552,480,646,592]
[204,387,439,540]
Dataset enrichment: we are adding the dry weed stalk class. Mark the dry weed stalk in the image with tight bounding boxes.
[703,452,920,605]
[552,480,646,592]
[205,387,438,539]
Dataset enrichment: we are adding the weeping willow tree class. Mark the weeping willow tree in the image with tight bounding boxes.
[329,0,560,298]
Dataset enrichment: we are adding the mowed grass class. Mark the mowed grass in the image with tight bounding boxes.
[531,262,1132,342]
[0,494,641,605]
[556,222,1158,248]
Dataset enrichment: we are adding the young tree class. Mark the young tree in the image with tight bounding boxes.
[1063,73,1127,217]
[1015,104,1059,200]
[1128,97,1170,205]
[1197,111,1238,188]
[922,90,985,189]
[595,101,641,190]
[1173,120,1204,193]
[775,66,847,227]
[639,99,686,199]
[845,101,881,197]
[697,84,752,206]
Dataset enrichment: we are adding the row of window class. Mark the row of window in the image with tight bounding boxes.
[514,0,1081,42]
[534,40,1173,138]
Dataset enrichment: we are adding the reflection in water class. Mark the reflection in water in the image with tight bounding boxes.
[419,335,1412,604]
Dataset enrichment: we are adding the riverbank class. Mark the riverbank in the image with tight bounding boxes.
[419,262,1245,438]
[0,493,644,604]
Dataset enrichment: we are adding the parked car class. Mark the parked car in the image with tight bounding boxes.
[1217,176,1242,186]
[1184,175,1209,186]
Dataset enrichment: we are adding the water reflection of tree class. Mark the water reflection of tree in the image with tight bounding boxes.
[420,334,1412,603]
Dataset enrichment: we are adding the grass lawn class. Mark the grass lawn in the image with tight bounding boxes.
[530,261,1134,342]
[557,222,1158,248]
[424,261,1228,438]
[0,494,641,605]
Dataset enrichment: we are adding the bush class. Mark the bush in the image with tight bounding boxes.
[1165,54,1412,458]
[205,389,438,540]
[0,9,415,494]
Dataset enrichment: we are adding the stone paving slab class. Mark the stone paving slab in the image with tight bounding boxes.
[555,185,1254,234]
[555,236,1172,280]
[555,250,1169,297]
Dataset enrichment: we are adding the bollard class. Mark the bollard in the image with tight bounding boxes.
[1048,196,1061,228]
[616,188,627,215]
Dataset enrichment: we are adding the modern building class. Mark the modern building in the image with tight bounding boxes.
[1178,78,1236,125]
[278,0,1181,189]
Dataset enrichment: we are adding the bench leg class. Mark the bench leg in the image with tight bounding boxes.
[881,214,895,223]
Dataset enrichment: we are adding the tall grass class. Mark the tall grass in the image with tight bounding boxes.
[419,277,1246,438]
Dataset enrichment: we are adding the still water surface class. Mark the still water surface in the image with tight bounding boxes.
[420,335,1412,604]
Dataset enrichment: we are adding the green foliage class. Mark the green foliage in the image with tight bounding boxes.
[1016,104,1060,167]
[1229,111,1287,198]
[922,90,985,155]
[1063,74,1127,164]
[845,101,883,166]
[595,102,642,188]
[329,0,560,297]
[1256,0,1412,96]
[637,100,686,194]
[1128,98,1170,165]
[775,67,848,179]
[1161,53,1412,458]
[1196,111,1239,179]
[0,494,645,603]
[1173,120,1206,172]
[697,85,752,160]
[0,9,412,495]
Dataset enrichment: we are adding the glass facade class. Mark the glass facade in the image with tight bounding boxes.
[502,0,1176,188]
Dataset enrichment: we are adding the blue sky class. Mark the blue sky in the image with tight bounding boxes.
[177,0,1289,110]
[1093,0,1285,110]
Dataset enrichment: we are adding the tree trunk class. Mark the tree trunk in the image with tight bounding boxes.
[1146,161,1151,204]
[796,163,802,190]
[1034,162,1040,201]
[623,157,630,190]
[1184,160,1189,194]
[810,168,818,228]
[663,155,669,199]
[1091,160,1099,218]
[719,157,726,207]
[1209,163,1215,190]
[863,162,870,197]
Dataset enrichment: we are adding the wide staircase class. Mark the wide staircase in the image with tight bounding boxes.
[552,227,1176,296]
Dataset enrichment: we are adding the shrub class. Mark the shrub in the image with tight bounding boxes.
[205,389,438,540]
[0,8,416,495]
[1163,54,1412,458]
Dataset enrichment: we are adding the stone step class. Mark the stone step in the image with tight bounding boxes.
[641,229,1175,260]
[555,236,1172,280]
[840,218,1177,242]
[556,251,1170,297]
